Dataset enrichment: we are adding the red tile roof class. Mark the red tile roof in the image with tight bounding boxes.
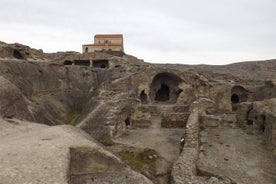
[94,34,123,38]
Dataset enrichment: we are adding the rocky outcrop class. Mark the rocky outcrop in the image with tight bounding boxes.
[0,76,32,119]
[236,99,276,146]
[0,117,152,184]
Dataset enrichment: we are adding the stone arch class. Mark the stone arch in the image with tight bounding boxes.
[231,85,248,111]
[150,72,182,103]
[231,86,248,103]
[85,47,88,53]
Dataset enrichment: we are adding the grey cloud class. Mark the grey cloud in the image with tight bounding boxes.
[0,0,276,64]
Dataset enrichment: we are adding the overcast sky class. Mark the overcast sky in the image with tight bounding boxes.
[1,0,276,64]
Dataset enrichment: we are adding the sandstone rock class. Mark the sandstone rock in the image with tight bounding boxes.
[0,76,31,120]
[236,102,253,125]
[0,118,152,184]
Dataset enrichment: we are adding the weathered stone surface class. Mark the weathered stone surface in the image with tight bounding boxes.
[236,102,253,125]
[161,113,189,128]
[0,76,31,119]
[200,115,221,127]
[0,117,152,184]
[171,106,200,183]
[252,98,276,146]
[0,41,276,184]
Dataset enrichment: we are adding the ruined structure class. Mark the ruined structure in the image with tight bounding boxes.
[82,34,124,53]
[0,40,275,184]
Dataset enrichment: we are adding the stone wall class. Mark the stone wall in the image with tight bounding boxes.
[171,106,200,183]
[161,113,189,128]
[236,99,276,147]
[171,100,232,184]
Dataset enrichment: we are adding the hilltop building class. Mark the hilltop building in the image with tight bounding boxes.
[82,34,124,53]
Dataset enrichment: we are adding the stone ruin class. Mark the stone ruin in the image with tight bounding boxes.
[0,41,275,184]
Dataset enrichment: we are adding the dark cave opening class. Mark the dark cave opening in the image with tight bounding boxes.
[74,60,90,66]
[125,117,130,127]
[64,60,73,65]
[231,94,239,104]
[140,90,148,104]
[150,72,182,103]
[93,60,109,69]
[260,115,266,132]
[13,49,23,59]
[155,83,170,102]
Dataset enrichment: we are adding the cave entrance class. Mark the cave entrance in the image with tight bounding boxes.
[64,60,73,65]
[74,60,90,66]
[93,60,109,69]
[150,72,182,104]
[155,83,170,102]
[231,85,249,111]
[140,90,148,104]
[260,115,266,133]
[125,117,130,127]
[231,94,239,104]
[13,49,23,59]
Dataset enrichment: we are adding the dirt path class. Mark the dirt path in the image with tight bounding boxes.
[198,126,276,184]
[114,115,185,163]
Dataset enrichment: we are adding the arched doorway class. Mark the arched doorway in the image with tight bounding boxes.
[231,94,239,104]
[150,72,182,103]
[231,85,249,111]
[155,83,170,101]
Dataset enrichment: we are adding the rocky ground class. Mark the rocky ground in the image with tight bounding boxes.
[0,117,152,184]
[198,126,276,184]
[112,115,185,184]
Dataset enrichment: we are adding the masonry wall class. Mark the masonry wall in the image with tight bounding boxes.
[94,37,123,45]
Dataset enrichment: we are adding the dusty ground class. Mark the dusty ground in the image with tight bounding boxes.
[114,115,185,163]
[113,115,185,183]
[0,118,152,184]
[198,125,276,184]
